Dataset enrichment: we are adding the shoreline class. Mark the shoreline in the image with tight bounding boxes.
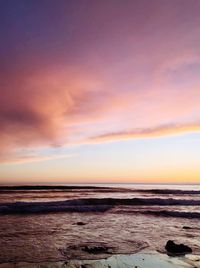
[0,251,200,268]
[1,185,199,267]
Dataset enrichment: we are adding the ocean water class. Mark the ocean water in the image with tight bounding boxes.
[0,184,200,263]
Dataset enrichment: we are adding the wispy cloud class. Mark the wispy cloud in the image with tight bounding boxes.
[88,122,200,143]
[1,153,76,165]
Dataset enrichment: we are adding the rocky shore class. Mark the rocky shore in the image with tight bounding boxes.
[1,186,199,267]
[0,251,200,268]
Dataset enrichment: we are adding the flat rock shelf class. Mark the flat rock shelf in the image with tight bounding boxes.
[0,252,200,268]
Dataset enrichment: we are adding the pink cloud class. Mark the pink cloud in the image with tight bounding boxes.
[87,121,200,144]
[1,0,200,163]
[0,66,99,147]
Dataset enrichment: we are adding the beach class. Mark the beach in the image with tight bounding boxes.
[0,252,200,268]
[0,185,200,267]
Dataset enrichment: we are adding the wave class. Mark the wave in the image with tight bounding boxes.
[0,185,131,194]
[0,197,200,215]
[135,189,200,195]
[0,185,110,191]
[131,210,200,218]
[1,186,200,195]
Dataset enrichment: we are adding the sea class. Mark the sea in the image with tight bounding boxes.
[0,183,200,263]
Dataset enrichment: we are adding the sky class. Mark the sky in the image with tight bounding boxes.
[0,0,200,184]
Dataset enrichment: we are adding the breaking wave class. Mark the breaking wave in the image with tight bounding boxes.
[114,208,200,218]
[1,197,200,215]
[135,210,200,218]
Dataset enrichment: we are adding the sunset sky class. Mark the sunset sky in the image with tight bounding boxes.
[0,0,200,184]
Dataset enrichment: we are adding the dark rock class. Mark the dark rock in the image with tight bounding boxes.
[76,221,86,226]
[165,240,192,255]
[183,226,192,230]
[82,245,109,254]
